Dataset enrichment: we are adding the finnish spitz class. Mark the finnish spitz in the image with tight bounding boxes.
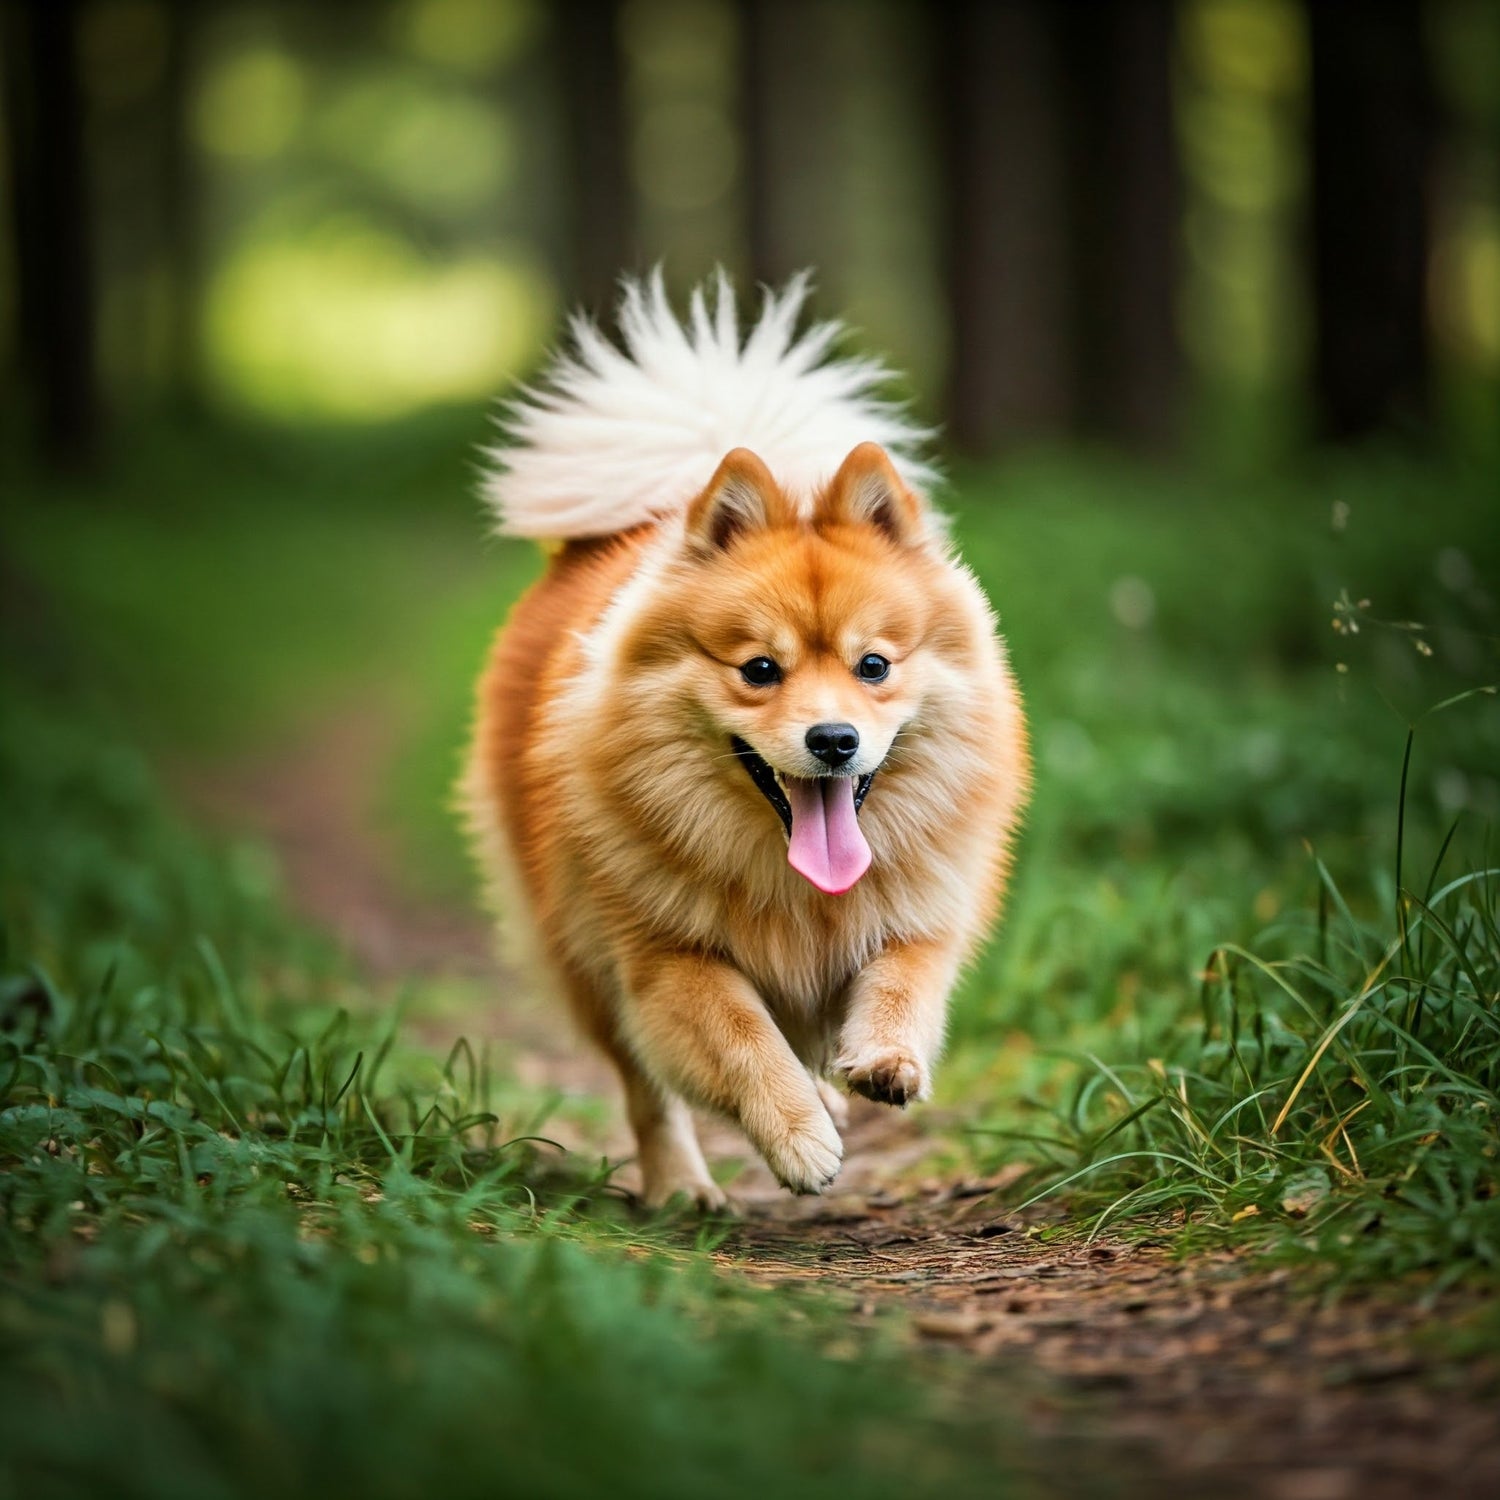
[463,274,1028,1206]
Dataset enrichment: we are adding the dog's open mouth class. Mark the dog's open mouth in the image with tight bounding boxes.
[731,737,875,896]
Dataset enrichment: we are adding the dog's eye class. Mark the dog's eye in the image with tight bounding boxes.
[740,656,782,686]
[855,653,890,682]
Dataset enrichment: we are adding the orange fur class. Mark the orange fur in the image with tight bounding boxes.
[462,445,1029,1206]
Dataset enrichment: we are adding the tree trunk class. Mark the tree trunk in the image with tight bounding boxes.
[3,0,103,468]
[159,0,204,412]
[738,0,830,293]
[1058,0,1180,449]
[554,0,634,320]
[935,0,1073,454]
[1309,0,1433,439]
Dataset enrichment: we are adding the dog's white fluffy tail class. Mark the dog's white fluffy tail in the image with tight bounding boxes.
[481,270,937,540]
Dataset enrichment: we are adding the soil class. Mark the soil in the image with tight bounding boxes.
[179,702,1500,1500]
[731,1192,1499,1499]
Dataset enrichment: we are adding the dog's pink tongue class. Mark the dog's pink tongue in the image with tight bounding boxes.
[784,776,871,894]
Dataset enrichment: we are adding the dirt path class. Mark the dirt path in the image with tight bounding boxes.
[731,1193,1498,1499]
[178,704,1500,1500]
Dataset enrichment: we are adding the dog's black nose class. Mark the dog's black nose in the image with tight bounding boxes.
[806,722,859,769]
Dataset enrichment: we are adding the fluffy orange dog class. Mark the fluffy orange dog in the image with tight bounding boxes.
[464,274,1028,1207]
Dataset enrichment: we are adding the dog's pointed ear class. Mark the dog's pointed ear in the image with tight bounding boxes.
[684,448,787,553]
[818,443,926,546]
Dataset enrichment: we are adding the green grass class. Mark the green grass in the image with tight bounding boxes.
[945,460,1500,1282]
[981,702,1500,1285]
[0,685,1030,1500]
[2,417,1499,1494]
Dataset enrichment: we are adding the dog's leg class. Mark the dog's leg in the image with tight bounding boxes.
[837,939,959,1106]
[618,1061,728,1212]
[622,952,843,1195]
[551,959,728,1212]
[814,1076,851,1130]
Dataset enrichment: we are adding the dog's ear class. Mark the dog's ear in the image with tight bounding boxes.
[684,448,788,553]
[818,443,926,546]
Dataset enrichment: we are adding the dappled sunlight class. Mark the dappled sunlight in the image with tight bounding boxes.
[393,0,538,73]
[1177,0,1309,389]
[189,15,546,423]
[196,45,308,161]
[1434,208,1500,369]
[206,225,554,419]
[318,71,516,214]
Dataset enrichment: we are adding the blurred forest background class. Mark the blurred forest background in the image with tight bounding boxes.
[3,0,1500,1042]
[2,0,1497,470]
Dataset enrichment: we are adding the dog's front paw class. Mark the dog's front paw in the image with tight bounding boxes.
[840,1050,928,1107]
[757,1106,843,1195]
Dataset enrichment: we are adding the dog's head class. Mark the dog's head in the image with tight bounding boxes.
[614,443,990,896]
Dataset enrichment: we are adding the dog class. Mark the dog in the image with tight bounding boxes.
[463,273,1029,1207]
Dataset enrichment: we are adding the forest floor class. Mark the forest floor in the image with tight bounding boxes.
[182,697,1500,1500]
